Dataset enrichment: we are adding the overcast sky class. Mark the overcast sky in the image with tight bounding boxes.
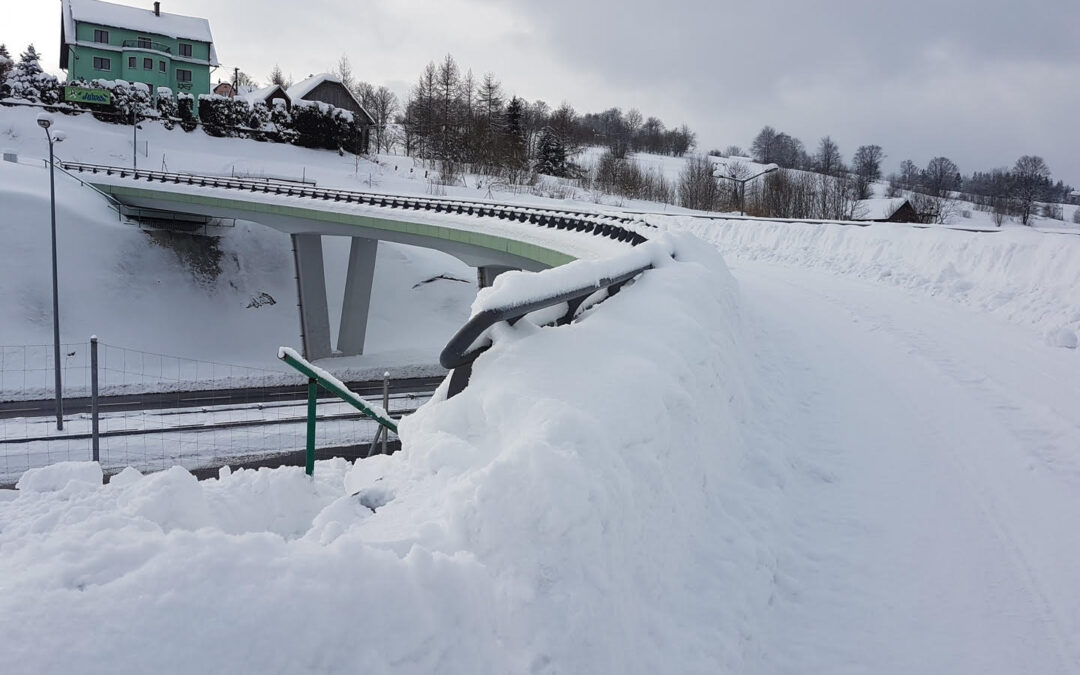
[6,0,1079,184]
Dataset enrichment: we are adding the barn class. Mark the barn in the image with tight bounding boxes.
[850,198,920,223]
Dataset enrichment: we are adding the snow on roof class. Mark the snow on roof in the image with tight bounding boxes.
[62,0,219,65]
[851,198,910,221]
[240,84,291,105]
[287,73,374,124]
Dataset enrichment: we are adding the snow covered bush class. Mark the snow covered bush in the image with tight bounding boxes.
[177,93,197,132]
[156,87,177,130]
[269,99,297,144]
[290,99,361,152]
[198,95,256,137]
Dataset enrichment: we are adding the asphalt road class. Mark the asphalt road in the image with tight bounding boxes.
[0,375,446,420]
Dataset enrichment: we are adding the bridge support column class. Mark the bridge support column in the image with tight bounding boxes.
[477,265,517,288]
[291,234,332,361]
[337,237,379,357]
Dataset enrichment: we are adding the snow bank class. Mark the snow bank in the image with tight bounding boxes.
[0,232,786,672]
[664,217,1080,347]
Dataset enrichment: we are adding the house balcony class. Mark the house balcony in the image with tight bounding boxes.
[121,39,172,54]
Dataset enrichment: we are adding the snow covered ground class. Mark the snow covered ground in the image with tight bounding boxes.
[4,106,1080,673]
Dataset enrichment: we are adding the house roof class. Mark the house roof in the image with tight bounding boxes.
[240,84,291,105]
[287,73,374,124]
[62,0,219,66]
[851,198,911,221]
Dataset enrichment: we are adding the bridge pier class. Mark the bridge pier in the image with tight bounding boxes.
[477,265,517,288]
[292,235,380,361]
[338,238,379,356]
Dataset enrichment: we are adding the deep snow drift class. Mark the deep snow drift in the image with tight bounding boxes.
[0,234,786,673]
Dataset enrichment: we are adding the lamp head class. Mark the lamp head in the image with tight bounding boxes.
[36,116,53,130]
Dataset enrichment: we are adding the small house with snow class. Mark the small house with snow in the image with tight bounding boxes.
[60,0,218,99]
[850,198,920,223]
[287,74,375,151]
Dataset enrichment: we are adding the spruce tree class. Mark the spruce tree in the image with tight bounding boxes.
[535,127,568,177]
[0,44,12,84]
[18,44,43,76]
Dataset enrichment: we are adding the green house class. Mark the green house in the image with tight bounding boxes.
[60,0,219,100]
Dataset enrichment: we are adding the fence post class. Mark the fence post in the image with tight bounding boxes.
[90,336,100,463]
[381,371,390,455]
[305,377,318,476]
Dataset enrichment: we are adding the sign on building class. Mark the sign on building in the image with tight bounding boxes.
[64,87,113,106]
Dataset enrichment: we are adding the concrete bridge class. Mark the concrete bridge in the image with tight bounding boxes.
[60,163,650,360]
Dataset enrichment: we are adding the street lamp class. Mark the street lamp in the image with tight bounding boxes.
[131,110,144,171]
[714,163,779,216]
[37,113,65,430]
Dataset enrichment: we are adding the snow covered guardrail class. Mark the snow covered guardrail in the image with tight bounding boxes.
[439,240,675,397]
[278,347,397,476]
[58,162,654,247]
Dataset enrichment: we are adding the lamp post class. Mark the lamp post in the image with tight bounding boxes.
[131,110,143,171]
[37,114,65,430]
[715,163,779,216]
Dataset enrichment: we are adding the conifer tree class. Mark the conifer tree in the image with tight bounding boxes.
[535,127,568,177]
[0,44,12,84]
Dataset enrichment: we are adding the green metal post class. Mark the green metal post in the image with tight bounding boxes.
[305,377,318,476]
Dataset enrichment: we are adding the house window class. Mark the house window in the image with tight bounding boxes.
[179,43,193,58]
[94,29,109,43]
[159,61,166,72]
[92,57,111,71]
[128,56,136,68]
[137,37,152,49]
[177,69,192,83]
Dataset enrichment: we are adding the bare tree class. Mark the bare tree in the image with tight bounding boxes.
[1012,155,1051,226]
[814,136,844,177]
[334,55,355,91]
[367,86,399,153]
[852,144,885,200]
[677,156,723,211]
[268,64,290,88]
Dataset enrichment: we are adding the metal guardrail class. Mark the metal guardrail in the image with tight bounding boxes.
[59,162,654,247]
[438,260,656,398]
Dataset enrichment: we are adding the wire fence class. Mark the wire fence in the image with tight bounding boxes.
[0,339,434,486]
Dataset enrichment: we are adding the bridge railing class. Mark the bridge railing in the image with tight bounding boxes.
[59,162,653,247]
[439,248,665,398]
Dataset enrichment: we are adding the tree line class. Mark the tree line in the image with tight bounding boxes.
[320,53,697,185]
[701,125,1076,225]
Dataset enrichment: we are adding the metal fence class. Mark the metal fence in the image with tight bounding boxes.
[0,339,432,486]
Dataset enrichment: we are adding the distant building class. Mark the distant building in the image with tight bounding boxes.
[1070,190,1080,206]
[212,81,234,98]
[850,198,920,223]
[287,73,374,151]
[60,0,219,99]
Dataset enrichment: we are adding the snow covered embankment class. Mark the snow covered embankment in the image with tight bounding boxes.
[665,217,1080,348]
[0,233,784,673]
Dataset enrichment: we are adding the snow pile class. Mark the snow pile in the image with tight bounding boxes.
[665,217,1080,347]
[0,232,785,672]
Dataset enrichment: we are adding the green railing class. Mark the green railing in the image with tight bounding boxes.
[278,347,398,476]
